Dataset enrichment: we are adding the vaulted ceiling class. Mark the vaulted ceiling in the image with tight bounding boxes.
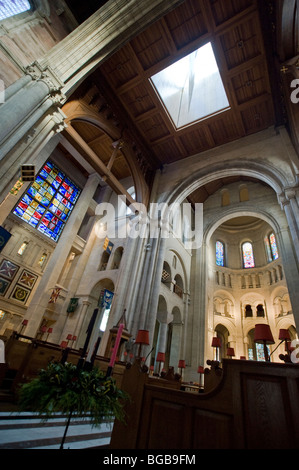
[64,0,283,202]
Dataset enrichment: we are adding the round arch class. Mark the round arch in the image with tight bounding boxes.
[62,102,149,205]
[157,160,290,207]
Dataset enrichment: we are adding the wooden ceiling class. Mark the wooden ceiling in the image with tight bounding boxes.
[66,0,279,202]
[97,0,275,168]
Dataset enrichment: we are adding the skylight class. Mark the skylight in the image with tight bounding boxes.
[150,42,230,129]
[0,1,31,21]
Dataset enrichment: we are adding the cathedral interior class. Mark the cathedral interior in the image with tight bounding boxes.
[0,0,299,450]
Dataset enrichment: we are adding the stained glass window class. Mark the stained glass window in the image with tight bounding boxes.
[0,1,31,21]
[242,242,255,268]
[269,233,279,260]
[264,232,279,262]
[264,236,272,263]
[216,241,224,267]
[13,161,80,242]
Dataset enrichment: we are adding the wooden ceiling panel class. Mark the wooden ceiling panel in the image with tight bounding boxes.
[209,0,255,27]
[179,127,212,155]
[219,15,263,70]
[69,0,277,184]
[230,61,270,105]
[240,99,274,134]
[99,45,140,90]
[138,113,171,142]
[120,83,157,119]
[208,112,242,146]
[163,0,208,50]
[151,137,184,164]
[130,23,172,71]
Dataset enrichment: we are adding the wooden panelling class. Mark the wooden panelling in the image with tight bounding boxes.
[241,373,295,449]
[146,399,186,449]
[110,359,299,449]
[193,409,234,449]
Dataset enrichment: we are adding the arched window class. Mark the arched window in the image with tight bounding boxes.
[221,189,230,207]
[216,241,225,267]
[242,242,255,268]
[245,304,253,317]
[0,1,31,21]
[12,160,81,242]
[264,232,279,262]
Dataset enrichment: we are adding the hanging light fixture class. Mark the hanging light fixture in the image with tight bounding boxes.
[254,324,274,362]
[226,347,235,358]
[135,329,150,357]
[211,336,221,361]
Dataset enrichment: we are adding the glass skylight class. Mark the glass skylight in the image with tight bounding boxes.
[0,1,31,21]
[150,42,230,129]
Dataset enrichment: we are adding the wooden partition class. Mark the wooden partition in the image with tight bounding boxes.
[1,332,126,399]
[110,359,299,449]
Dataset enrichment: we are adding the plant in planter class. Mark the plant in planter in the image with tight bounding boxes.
[18,361,128,448]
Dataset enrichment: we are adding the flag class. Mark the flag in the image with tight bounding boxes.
[67,297,79,313]
[48,287,61,303]
[103,237,114,254]
[99,289,114,309]
[0,227,11,252]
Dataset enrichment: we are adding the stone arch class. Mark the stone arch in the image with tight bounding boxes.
[160,160,290,208]
[62,104,148,204]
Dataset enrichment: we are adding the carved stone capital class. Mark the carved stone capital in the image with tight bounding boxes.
[25,61,65,97]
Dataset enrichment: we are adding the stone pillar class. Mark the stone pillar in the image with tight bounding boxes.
[279,193,299,261]
[23,172,101,337]
[73,300,91,348]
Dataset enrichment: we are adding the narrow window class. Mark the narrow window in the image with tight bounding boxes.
[216,241,224,267]
[242,242,255,268]
[17,241,28,255]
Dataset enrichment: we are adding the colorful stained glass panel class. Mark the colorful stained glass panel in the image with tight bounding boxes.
[13,161,80,242]
[216,241,224,267]
[269,233,279,260]
[242,242,255,268]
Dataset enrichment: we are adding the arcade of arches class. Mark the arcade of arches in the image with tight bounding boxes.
[0,0,299,383]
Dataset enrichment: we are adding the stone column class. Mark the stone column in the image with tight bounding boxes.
[73,300,91,348]
[279,193,299,260]
[23,172,101,337]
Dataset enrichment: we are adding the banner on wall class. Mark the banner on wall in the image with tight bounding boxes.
[103,237,114,254]
[99,289,114,309]
[0,227,11,252]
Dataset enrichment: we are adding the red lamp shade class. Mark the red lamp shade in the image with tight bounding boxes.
[60,341,68,348]
[22,319,28,326]
[135,329,150,345]
[254,324,274,344]
[72,335,77,341]
[150,365,154,371]
[211,337,221,348]
[227,347,235,357]
[66,334,73,340]
[178,359,186,369]
[279,329,291,341]
[156,352,166,362]
[47,328,53,333]
[41,326,47,333]
[197,366,204,374]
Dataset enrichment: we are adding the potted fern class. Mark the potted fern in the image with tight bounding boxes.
[18,361,128,449]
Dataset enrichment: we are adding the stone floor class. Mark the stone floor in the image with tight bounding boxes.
[0,410,112,449]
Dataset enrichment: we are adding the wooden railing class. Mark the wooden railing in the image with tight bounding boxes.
[110,359,299,449]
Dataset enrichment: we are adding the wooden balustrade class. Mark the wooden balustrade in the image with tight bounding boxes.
[110,358,299,449]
